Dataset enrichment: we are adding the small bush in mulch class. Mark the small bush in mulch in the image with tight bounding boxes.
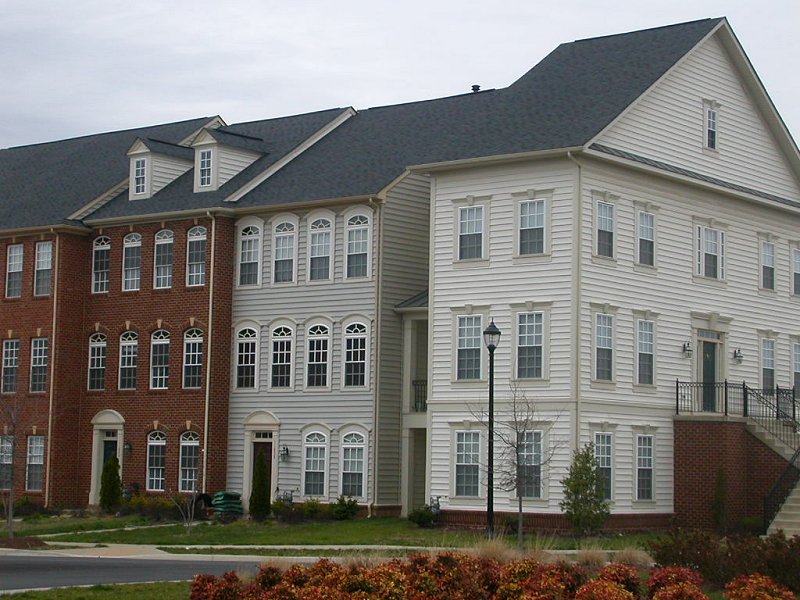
[0,536,48,549]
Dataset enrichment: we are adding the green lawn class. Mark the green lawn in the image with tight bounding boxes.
[7,582,189,600]
[1,514,153,537]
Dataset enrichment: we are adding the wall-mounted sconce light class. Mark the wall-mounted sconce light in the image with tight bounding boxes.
[123,442,133,457]
[733,348,743,364]
[280,445,290,461]
[682,339,693,358]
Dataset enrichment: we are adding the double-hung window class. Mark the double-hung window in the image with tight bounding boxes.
[92,237,110,293]
[793,249,800,296]
[341,432,365,497]
[30,338,48,393]
[344,323,367,387]
[270,326,293,389]
[5,244,22,298]
[794,342,800,390]
[146,431,166,491]
[761,240,775,290]
[346,215,369,278]
[273,222,295,283]
[119,331,138,390]
[198,149,212,187]
[455,431,480,496]
[153,230,174,289]
[2,340,19,393]
[179,431,200,492]
[637,320,654,385]
[186,226,207,286]
[636,434,654,501]
[309,218,332,281]
[597,202,614,258]
[594,432,613,500]
[458,206,483,260]
[26,436,44,491]
[696,225,725,279]
[595,314,613,381]
[762,338,775,390]
[236,328,257,389]
[134,158,147,195]
[705,102,718,150]
[303,432,326,496]
[183,329,203,389]
[34,241,52,296]
[637,211,655,266]
[122,233,142,291]
[517,312,543,379]
[306,324,329,388]
[518,430,543,499]
[150,330,170,389]
[456,315,481,380]
[238,226,261,286]
[0,436,12,490]
[519,200,545,255]
[87,333,107,390]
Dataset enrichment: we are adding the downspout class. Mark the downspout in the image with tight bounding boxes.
[566,152,583,450]
[44,232,60,506]
[202,212,217,493]
[369,197,383,517]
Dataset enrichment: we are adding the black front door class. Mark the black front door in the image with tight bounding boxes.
[103,437,118,465]
[702,341,717,411]
[252,442,272,506]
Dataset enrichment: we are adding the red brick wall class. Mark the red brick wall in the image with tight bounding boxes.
[673,419,788,530]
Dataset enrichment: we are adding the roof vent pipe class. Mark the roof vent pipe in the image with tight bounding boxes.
[471,84,480,92]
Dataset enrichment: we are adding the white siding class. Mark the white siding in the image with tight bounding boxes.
[151,155,192,194]
[597,33,800,201]
[218,146,261,187]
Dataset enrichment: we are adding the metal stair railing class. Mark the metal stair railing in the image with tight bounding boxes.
[764,446,800,534]
[744,384,799,452]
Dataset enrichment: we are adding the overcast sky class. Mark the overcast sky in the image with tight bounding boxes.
[1,0,798,149]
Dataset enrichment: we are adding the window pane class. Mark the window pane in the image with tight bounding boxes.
[344,324,367,387]
[6,245,22,298]
[271,327,292,388]
[2,340,19,393]
[595,315,613,381]
[180,433,200,492]
[88,334,107,390]
[455,431,480,496]
[119,333,138,390]
[459,206,483,260]
[154,231,174,289]
[519,200,544,255]
[183,330,203,388]
[594,433,612,500]
[597,202,614,257]
[457,316,481,380]
[307,326,329,387]
[34,242,52,296]
[93,238,110,293]
[187,227,207,286]
[517,312,543,379]
[150,332,170,389]
[637,435,653,501]
[30,338,48,393]
[237,329,257,389]
[26,436,44,491]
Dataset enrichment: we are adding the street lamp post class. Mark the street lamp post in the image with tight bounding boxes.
[482,319,501,538]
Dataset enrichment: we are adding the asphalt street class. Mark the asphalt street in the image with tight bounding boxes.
[0,555,262,592]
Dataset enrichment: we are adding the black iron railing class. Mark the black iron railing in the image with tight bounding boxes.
[412,379,427,412]
[764,447,800,533]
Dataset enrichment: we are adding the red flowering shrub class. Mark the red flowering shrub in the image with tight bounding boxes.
[190,571,243,600]
[574,579,635,600]
[255,564,283,589]
[519,562,587,600]
[652,583,709,600]
[403,551,497,599]
[598,563,641,597]
[724,574,796,600]
[647,567,703,598]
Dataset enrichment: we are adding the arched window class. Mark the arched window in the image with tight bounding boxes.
[122,233,142,291]
[308,218,332,281]
[179,431,200,492]
[186,226,207,286]
[238,225,261,286]
[236,327,258,389]
[344,322,367,387]
[306,324,330,388]
[92,236,111,293]
[270,326,293,389]
[273,221,296,283]
[183,328,203,389]
[87,333,107,391]
[346,214,369,279]
[146,431,166,491]
[153,229,174,289]
[118,331,138,390]
[303,431,327,496]
[341,431,365,497]
[150,330,170,389]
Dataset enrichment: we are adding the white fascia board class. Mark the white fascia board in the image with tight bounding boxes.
[67,179,130,221]
[408,146,583,174]
[224,108,357,203]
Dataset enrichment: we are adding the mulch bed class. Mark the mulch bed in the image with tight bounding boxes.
[0,536,47,549]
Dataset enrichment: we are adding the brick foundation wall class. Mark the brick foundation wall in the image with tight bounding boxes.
[437,509,673,532]
[674,418,789,530]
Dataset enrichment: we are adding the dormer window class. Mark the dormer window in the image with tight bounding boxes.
[199,150,213,187]
[134,158,147,195]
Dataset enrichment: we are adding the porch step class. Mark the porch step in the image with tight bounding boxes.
[768,482,800,538]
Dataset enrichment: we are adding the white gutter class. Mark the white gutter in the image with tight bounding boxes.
[566,152,583,451]
[44,232,60,506]
[410,147,584,175]
[369,197,383,516]
[201,212,217,493]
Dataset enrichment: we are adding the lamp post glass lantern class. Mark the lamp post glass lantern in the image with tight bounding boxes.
[483,319,501,538]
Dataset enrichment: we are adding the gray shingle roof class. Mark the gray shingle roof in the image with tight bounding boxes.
[138,138,194,161]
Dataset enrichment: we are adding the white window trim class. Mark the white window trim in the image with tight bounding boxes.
[514,428,546,501]
[339,428,368,500]
[694,219,727,282]
[341,317,370,390]
[453,201,488,264]
[87,332,107,391]
[92,236,111,294]
[195,147,215,190]
[34,241,53,297]
[186,226,208,287]
[635,209,657,268]
[344,208,373,280]
[268,322,295,392]
[453,428,482,499]
[122,232,142,292]
[25,435,45,492]
[634,432,655,503]
[593,430,614,502]
[1,339,20,394]
[452,311,486,383]
[234,323,260,391]
[149,330,170,390]
[512,306,550,382]
[146,430,167,492]
[236,217,264,288]
[791,245,800,297]
[304,320,332,391]
[760,335,776,390]
[182,328,203,389]
[29,337,48,393]
[179,431,201,492]
[512,190,552,260]
[118,331,138,390]
[5,244,23,299]
[307,211,335,283]
[591,304,617,385]
[301,427,330,500]
[153,229,174,290]
[703,99,720,151]
[593,192,618,261]
[132,157,148,197]
[758,235,777,292]
[633,311,658,389]
[271,214,298,286]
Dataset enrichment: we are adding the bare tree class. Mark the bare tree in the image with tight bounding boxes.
[471,382,563,550]
[0,394,21,540]
[170,488,200,535]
